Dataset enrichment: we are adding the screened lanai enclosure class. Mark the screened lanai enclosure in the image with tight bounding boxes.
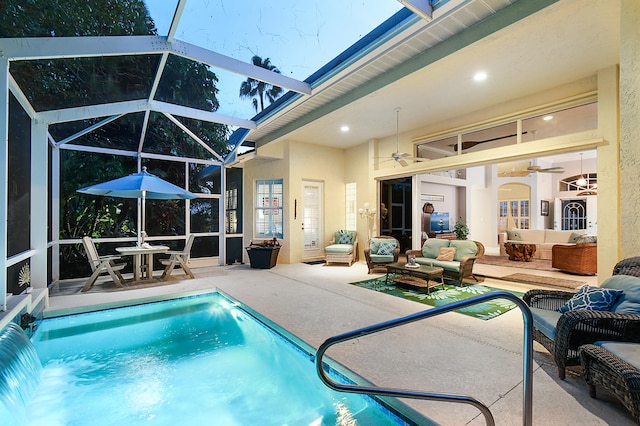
[0,0,413,310]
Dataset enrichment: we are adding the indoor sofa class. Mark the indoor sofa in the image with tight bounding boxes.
[405,238,484,285]
[498,228,585,260]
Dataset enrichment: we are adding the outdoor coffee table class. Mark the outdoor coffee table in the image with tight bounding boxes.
[385,262,445,294]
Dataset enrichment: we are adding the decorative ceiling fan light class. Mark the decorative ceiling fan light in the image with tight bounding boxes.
[576,153,587,187]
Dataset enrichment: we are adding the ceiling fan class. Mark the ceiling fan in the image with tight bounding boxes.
[501,163,565,177]
[378,108,430,167]
[451,131,529,152]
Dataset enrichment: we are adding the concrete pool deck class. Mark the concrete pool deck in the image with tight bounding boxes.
[47,262,634,425]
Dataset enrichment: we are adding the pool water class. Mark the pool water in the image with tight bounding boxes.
[6,292,419,425]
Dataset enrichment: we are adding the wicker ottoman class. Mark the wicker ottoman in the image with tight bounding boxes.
[580,342,640,422]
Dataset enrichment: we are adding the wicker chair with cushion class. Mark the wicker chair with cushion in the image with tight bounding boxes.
[324,230,358,266]
[364,236,400,273]
[580,342,640,422]
[613,256,640,277]
[551,242,597,275]
[524,272,640,379]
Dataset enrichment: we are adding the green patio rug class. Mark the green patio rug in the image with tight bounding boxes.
[351,276,524,320]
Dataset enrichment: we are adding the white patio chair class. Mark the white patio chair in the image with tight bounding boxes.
[81,236,126,292]
[160,234,196,279]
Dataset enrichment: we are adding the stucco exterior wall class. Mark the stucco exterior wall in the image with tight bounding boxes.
[620,0,640,259]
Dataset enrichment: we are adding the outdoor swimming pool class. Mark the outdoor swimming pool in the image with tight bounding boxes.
[1,292,426,425]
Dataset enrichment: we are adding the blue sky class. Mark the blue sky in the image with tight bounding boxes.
[145,0,402,120]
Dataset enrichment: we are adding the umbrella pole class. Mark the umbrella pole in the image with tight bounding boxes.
[142,191,146,245]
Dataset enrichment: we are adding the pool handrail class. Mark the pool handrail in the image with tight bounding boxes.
[315,291,534,426]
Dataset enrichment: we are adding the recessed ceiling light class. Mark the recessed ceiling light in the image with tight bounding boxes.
[473,71,487,81]
[340,125,350,132]
[543,115,554,121]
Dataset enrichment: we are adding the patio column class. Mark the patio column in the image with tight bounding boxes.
[31,120,48,289]
[0,58,8,310]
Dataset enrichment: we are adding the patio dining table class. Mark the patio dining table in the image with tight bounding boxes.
[116,245,169,283]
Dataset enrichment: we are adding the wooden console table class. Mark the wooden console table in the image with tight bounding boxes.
[504,242,536,262]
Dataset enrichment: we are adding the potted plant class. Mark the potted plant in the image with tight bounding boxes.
[454,217,469,240]
[246,238,281,269]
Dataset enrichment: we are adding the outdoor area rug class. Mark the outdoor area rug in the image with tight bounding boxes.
[501,273,586,290]
[351,276,523,320]
[476,255,558,272]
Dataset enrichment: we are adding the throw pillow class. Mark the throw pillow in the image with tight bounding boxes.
[558,285,624,313]
[436,247,456,261]
[575,235,597,244]
[377,240,396,256]
[568,232,585,243]
[507,229,522,241]
[337,230,353,244]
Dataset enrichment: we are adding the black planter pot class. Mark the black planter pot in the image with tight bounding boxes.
[245,246,281,269]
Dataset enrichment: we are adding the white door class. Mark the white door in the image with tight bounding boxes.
[302,181,323,259]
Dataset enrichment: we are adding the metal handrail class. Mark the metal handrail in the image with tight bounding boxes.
[315,291,534,426]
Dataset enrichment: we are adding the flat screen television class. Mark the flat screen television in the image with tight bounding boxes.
[430,212,450,232]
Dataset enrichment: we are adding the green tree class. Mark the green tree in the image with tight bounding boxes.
[239,55,284,112]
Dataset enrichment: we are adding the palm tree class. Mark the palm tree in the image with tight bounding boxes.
[239,55,283,112]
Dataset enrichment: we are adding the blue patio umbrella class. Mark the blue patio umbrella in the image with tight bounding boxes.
[77,167,197,245]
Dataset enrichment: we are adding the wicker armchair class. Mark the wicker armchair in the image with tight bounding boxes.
[364,236,400,273]
[580,343,640,422]
[524,257,640,379]
[613,256,640,276]
[551,243,597,275]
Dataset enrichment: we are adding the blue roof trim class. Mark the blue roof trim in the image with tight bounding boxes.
[252,7,418,123]
[224,127,251,163]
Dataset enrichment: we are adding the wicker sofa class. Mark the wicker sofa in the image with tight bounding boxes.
[580,342,640,422]
[405,238,484,285]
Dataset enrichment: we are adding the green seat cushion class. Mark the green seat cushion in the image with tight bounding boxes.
[414,258,459,272]
[370,254,394,263]
[595,341,640,370]
[422,239,450,258]
[325,244,354,254]
[602,275,640,314]
[449,240,478,261]
[530,307,562,340]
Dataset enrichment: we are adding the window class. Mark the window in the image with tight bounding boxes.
[255,179,283,238]
[345,182,357,230]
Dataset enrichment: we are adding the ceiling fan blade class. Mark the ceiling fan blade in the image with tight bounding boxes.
[501,170,531,177]
[538,167,565,173]
[398,159,409,167]
[452,131,529,152]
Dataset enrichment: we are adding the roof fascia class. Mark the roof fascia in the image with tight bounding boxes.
[254,0,559,147]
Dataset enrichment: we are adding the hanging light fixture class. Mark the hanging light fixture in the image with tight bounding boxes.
[576,153,587,188]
